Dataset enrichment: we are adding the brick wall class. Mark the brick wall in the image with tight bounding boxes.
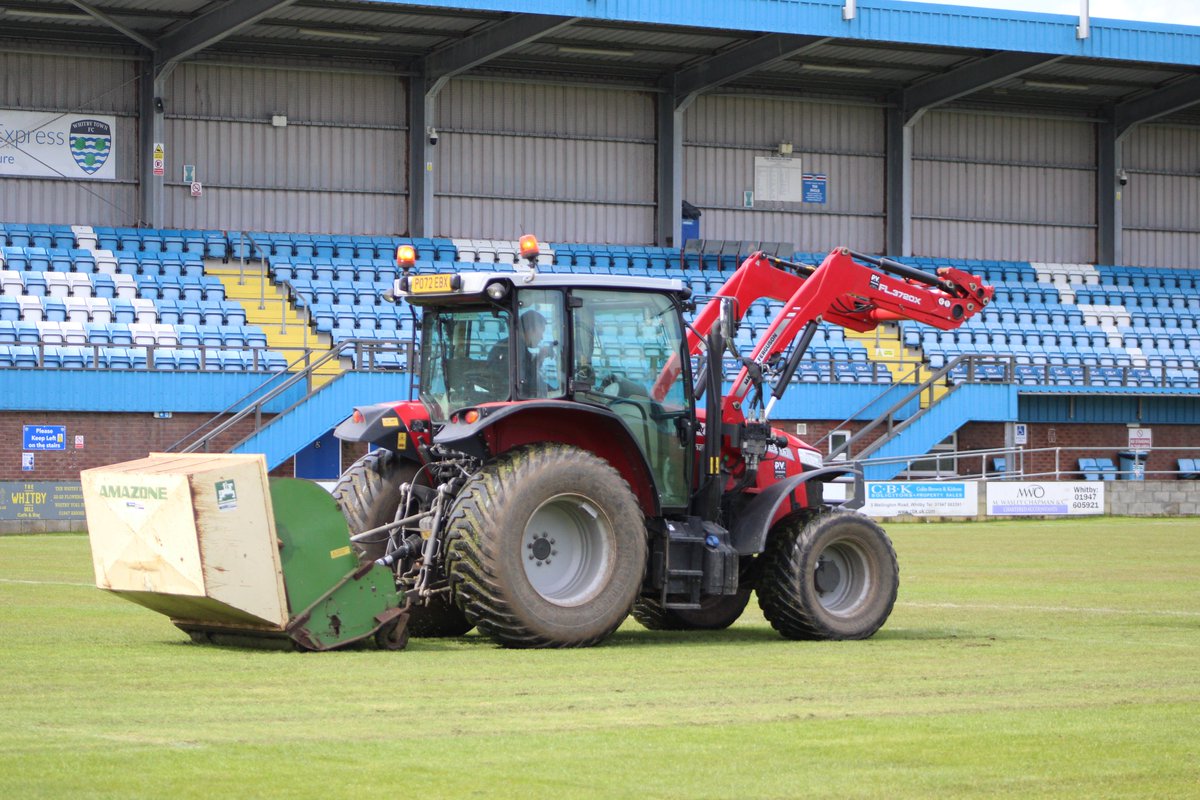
[0,411,276,481]
[957,421,1200,479]
[8,410,1200,486]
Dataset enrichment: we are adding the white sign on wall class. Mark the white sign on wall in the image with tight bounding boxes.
[862,482,977,517]
[986,482,1103,516]
[0,109,118,180]
[753,156,805,202]
[1128,428,1152,449]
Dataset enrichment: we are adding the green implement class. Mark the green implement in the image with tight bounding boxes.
[81,454,408,651]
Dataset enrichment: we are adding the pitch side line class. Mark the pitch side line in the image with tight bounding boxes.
[900,600,1200,618]
[0,578,94,588]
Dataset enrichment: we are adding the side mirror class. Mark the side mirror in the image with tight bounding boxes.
[718,297,737,346]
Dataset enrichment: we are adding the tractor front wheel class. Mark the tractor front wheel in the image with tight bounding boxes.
[444,444,647,648]
[332,449,474,638]
[757,511,898,640]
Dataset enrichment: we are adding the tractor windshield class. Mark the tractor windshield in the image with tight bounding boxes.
[419,307,512,421]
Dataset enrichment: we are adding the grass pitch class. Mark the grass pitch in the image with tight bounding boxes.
[1,517,1197,799]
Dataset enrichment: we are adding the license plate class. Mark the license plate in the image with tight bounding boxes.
[410,274,454,294]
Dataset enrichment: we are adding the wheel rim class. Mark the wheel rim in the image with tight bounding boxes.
[522,493,614,607]
[813,539,871,614]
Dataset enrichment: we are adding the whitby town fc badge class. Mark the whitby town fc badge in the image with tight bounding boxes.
[69,119,112,175]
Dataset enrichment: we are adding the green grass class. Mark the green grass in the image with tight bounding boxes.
[1,518,1197,799]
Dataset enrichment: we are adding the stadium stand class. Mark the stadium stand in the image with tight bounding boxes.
[2,222,1200,390]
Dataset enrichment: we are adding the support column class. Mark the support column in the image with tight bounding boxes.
[407,73,428,237]
[138,60,168,229]
[1096,122,1122,265]
[885,107,914,257]
[657,93,691,248]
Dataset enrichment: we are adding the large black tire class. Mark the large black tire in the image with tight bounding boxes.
[332,449,474,638]
[757,511,898,641]
[444,444,647,648]
[631,589,751,631]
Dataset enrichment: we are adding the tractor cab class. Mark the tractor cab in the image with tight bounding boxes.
[395,258,697,512]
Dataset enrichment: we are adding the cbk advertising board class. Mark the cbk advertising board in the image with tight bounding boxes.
[862,482,977,517]
[0,109,118,180]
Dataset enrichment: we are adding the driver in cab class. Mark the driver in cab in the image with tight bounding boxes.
[490,309,554,398]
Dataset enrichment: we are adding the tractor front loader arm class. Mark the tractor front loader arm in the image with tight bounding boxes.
[659,247,994,425]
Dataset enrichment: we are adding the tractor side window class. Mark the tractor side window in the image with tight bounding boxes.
[571,290,692,510]
[419,307,512,421]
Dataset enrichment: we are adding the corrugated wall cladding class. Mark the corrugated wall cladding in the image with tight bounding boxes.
[914,220,1093,262]
[0,51,137,114]
[913,111,1096,262]
[161,63,406,234]
[169,187,405,236]
[686,96,884,152]
[440,79,655,139]
[915,112,1096,167]
[434,79,655,242]
[434,198,652,243]
[684,96,884,248]
[166,121,402,191]
[1121,125,1200,268]
[913,163,1094,225]
[697,209,883,254]
[0,178,138,227]
[1124,231,1200,269]
[438,134,653,202]
[168,64,403,127]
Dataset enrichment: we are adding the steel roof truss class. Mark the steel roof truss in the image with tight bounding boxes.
[899,51,1063,123]
[1114,74,1200,136]
[670,34,826,105]
[156,0,301,66]
[424,13,579,87]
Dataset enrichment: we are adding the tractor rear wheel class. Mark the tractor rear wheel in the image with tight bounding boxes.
[757,511,898,640]
[444,444,647,648]
[631,590,751,631]
[332,449,474,638]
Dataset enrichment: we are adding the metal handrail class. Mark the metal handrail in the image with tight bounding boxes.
[166,337,415,454]
[855,442,1200,482]
[812,359,926,449]
[827,354,970,461]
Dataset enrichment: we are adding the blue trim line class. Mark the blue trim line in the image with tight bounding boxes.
[365,0,1200,66]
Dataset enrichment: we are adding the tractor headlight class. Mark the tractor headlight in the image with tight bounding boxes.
[485,280,509,301]
[798,448,824,470]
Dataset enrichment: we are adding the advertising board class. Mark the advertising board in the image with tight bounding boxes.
[986,482,1103,516]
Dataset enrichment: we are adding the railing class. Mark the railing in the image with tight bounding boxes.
[854,443,1200,482]
[825,354,967,462]
[165,338,417,455]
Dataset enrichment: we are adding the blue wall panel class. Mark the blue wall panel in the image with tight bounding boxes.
[771,382,920,422]
[368,1,1200,66]
[0,371,307,414]
[1020,393,1200,424]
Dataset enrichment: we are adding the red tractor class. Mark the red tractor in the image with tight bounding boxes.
[332,238,993,648]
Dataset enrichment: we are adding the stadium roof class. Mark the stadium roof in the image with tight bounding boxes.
[1,1,1199,122]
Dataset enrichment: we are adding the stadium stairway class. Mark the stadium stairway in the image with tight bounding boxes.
[206,260,340,387]
[231,370,410,469]
[857,382,1016,481]
[843,323,947,407]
